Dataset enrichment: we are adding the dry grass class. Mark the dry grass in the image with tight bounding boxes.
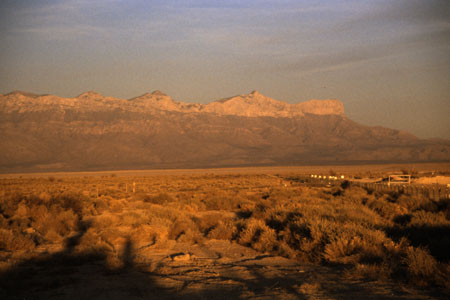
[0,172,449,293]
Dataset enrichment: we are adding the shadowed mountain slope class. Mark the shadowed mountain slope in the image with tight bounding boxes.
[0,91,448,172]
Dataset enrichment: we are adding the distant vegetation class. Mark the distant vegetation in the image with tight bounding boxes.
[1,173,449,295]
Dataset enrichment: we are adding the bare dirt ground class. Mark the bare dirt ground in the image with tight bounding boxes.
[3,238,444,300]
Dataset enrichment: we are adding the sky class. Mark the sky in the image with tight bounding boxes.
[0,0,449,139]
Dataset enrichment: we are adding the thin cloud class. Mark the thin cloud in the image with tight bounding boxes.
[257,0,450,75]
[268,26,450,75]
[370,0,450,24]
[1,0,123,39]
[334,0,450,33]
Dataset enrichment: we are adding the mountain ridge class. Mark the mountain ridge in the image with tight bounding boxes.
[1,90,344,118]
[0,90,448,172]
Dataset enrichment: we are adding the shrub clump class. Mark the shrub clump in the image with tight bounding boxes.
[0,191,87,253]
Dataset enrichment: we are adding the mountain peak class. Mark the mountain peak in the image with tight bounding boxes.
[76,91,104,99]
[249,90,261,97]
[151,90,167,97]
[204,92,344,117]
[5,91,42,98]
[129,90,171,101]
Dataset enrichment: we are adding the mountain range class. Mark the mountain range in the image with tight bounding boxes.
[1,90,449,172]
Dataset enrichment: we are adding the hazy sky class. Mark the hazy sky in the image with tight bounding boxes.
[1,0,449,139]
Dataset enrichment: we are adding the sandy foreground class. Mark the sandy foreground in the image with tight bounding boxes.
[2,231,444,300]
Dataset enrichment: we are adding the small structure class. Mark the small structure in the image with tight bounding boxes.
[388,175,411,186]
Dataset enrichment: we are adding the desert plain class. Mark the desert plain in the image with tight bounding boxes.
[1,163,449,299]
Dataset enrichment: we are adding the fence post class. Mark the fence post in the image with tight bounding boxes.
[438,187,444,201]
[434,186,439,202]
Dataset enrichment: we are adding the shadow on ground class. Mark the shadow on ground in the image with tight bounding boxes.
[0,221,310,300]
[1,221,446,300]
[384,224,450,262]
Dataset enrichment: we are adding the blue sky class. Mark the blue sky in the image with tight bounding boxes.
[1,0,449,139]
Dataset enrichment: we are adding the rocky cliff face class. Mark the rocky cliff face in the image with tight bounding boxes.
[202,91,344,117]
[0,90,344,117]
[0,90,448,172]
